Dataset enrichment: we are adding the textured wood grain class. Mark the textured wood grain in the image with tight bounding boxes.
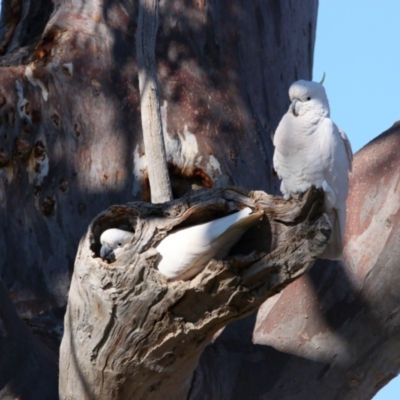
[59,187,330,399]
[190,127,400,400]
[136,0,172,203]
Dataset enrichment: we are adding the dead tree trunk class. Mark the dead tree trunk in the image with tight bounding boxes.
[59,187,330,399]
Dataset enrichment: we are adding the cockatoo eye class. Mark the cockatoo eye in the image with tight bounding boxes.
[307,97,311,100]
[117,242,122,246]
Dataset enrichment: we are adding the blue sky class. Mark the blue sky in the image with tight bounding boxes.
[314,1,400,153]
[314,2,400,399]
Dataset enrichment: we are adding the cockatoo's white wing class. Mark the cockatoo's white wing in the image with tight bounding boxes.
[317,118,353,259]
[156,207,262,281]
[338,127,353,172]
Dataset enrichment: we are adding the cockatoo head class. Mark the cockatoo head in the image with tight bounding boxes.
[288,80,330,118]
[100,228,135,262]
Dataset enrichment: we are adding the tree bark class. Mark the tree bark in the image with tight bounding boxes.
[136,0,172,203]
[0,278,58,399]
[2,0,399,398]
[59,187,330,399]
[189,125,400,400]
[0,0,317,314]
[14,0,400,399]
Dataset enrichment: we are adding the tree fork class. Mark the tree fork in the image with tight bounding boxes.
[59,187,330,400]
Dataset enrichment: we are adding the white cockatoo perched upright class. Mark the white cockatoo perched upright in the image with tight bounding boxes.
[100,207,262,280]
[273,79,353,259]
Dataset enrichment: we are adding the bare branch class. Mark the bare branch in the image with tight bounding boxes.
[136,0,172,203]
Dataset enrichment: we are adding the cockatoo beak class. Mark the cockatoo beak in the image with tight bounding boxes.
[100,244,116,262]
[290,99,299,117]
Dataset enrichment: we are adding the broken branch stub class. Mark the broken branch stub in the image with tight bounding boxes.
[136,0,172,204]
[59,187,330,400]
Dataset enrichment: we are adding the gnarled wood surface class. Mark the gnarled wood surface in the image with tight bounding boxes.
[59,187,330,399]
[189,126,400,400]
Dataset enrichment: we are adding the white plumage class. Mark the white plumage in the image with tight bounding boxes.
[99,207,262,280]
[156,207,262,280]
[273,79,353,259]
[100,228,135,262]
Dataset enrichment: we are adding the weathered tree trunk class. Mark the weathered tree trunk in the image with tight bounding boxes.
[189,125,400,400]
[6,1,400,399]
[59,187,330,399]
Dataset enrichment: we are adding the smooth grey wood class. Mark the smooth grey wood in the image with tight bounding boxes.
[136,0,173,204]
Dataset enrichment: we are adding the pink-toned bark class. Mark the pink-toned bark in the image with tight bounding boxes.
[191,125,400,399]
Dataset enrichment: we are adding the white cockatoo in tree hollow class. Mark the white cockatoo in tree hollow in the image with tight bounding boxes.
[273,79,353,259]
[100,207,262,281]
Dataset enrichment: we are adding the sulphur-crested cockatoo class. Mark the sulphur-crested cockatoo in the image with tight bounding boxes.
[273,79,353,259]
[100,228,136,262]
[100,207,262,280]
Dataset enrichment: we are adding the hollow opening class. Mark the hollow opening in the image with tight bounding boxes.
[90,207,138,258]
[139,163,214,202]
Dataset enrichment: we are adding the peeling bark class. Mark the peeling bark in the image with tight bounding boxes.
[59,187,330,399]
